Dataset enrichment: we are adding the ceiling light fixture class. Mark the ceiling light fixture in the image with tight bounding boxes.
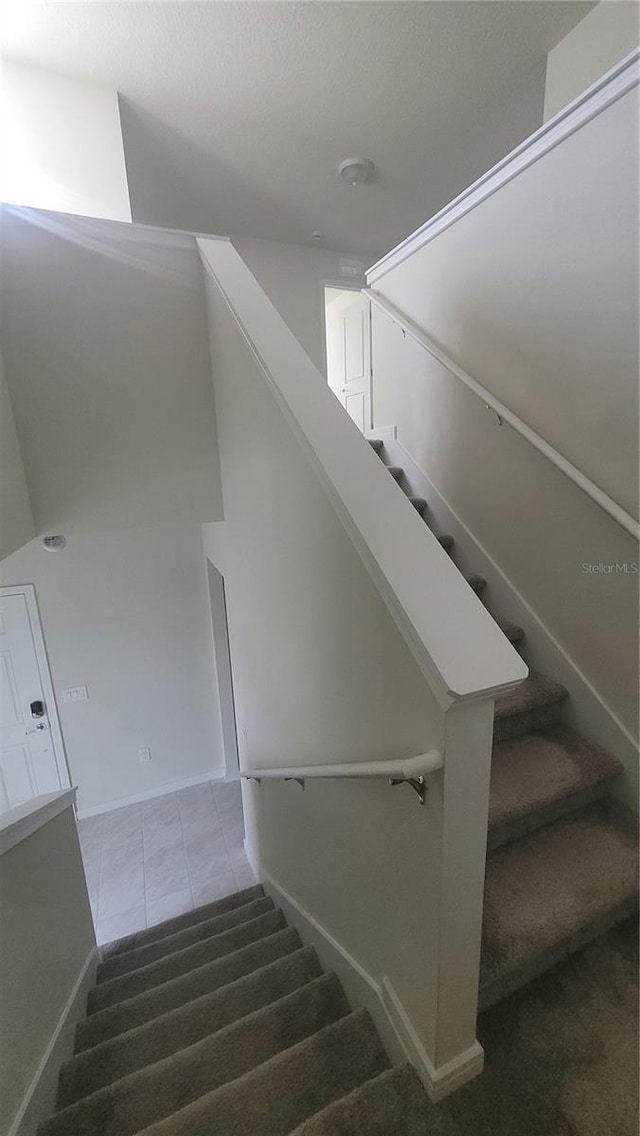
[339,158,375,186]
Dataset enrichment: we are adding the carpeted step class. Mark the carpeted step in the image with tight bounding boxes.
[493,674,568,741]
[289,1065,433,1135]
[367,438,384,454]
[76,927,302,1052]
[488,725,623,850]
[437,532,454,552]
[496,617,525,645]
[97,896,274,983]
[134,1010,389,1136]
[386,465,404,482]
[99,885,265,960]
[408,495,427,514]
[88,909,287,1015]
[466,573,486,595]
[480,805,639,1010]
[60,947,322,1107]
[43,975,350,1136]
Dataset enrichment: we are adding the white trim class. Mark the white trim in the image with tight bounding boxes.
[380,978,484,1102]
[75,770,226,818]
[367,49,640,285]
[0,788,76,856]
[241,750,442,783]
[245,841,483,1102]
[7,946,99,1136]
[365,291,639,541]
[0,583,72,792]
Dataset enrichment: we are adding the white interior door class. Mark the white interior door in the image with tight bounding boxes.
[0,589,68,811]
[325,290,372,432]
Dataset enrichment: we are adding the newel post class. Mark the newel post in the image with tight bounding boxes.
[432,696,495,1092]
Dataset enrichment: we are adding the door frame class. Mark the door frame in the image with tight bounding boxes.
[321,281,373,431]
[0,583,71,793]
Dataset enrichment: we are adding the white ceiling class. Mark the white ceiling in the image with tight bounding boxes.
[2,1,594,255]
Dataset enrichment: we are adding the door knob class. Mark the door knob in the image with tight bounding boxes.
[25,723,47,734]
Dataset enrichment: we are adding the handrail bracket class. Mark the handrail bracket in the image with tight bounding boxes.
[285,776,306,790]
[389,774,428,805]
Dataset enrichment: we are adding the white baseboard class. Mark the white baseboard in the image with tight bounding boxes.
[370,427,638,811]
[244,839,483,1102]
[8,947,99,1136]
[76,770,228,818]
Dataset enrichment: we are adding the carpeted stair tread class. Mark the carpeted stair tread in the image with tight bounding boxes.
[408,495,427,514]
[59,947,322,1107]
[42,974,350,1136]
[465,573,486,595]
[76,927,302,1052]
[480,805,639,1008]
[386,465,404,482]
[367,437,384,454]
[88,909,286,1014]
[437,532,454,552]
[488,725,623,849]
[493,674,568,741]
[100,885,265,960]
[289,1064,433,1135]
[135,1010,389,1136]
[496,617,525,645]
[97,896,275,983]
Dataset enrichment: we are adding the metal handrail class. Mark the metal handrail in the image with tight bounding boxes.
[365,288,639,541]
[240,750,443,804]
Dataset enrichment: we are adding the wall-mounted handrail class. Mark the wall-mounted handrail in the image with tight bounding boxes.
[240,751,443,804]
[365,288,639,542]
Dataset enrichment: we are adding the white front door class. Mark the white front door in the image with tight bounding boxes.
[0,589,68,810]
[325,290,372,433]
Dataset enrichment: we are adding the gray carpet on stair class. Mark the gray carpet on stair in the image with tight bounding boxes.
[100,884,265,960]
[481,804,639,1008]
[75,927,302,1051]
[289,1065,433,1134]
[59,947,322,1107]
[88,909,286,1014]
[45,975,350,1136]
[134,1011,389,1136]
[97,895,275,983]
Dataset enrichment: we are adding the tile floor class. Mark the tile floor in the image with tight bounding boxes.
[77,778,255,946]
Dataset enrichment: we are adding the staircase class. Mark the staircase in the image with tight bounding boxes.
[368,437,639,1008]
[41,886,433,1135]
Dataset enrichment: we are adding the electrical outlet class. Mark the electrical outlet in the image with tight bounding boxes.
[138,747,152,763]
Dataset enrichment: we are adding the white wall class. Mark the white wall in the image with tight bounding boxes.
[0,62,131,222]
[369,87,639,789]
[544,1,639,120]
[0,345,34,560]
[0,209,225,813]
[232,236,372,374]
[0,799,95,1136]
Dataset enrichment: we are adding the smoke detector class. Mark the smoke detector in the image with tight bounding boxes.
[42,535,67,551]
[339,158,375,186]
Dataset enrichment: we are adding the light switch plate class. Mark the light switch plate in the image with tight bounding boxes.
[62,686,88,703]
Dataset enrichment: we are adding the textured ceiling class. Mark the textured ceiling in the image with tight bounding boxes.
[2,2,594,255]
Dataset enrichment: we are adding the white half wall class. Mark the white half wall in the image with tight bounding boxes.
[0,209,225,812]
[0,345,34,560]
[0,62,131,223]
[0,796,96,1136]
[544,2,639,120]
